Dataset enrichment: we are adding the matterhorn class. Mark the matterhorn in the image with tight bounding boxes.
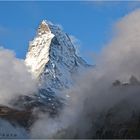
[25,20,89,97]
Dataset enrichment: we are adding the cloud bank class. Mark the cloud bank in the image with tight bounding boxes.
[0,47,37,106]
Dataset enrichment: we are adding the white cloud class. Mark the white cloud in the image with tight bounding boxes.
[69,35,81,55]
[0,47,37,106]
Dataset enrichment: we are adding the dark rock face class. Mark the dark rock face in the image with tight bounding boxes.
[92,110,140,139]
[0,89,64,131]
[0,105,33,129]
[89,78,140,139]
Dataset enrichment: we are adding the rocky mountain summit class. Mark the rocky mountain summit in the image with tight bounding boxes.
[25,20,89,103]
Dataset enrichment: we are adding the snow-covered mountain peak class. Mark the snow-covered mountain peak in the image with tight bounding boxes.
[25,20,89,95]
[37,20,51,36]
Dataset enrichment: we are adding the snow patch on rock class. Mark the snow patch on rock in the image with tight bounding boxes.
[25,20,54,78]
